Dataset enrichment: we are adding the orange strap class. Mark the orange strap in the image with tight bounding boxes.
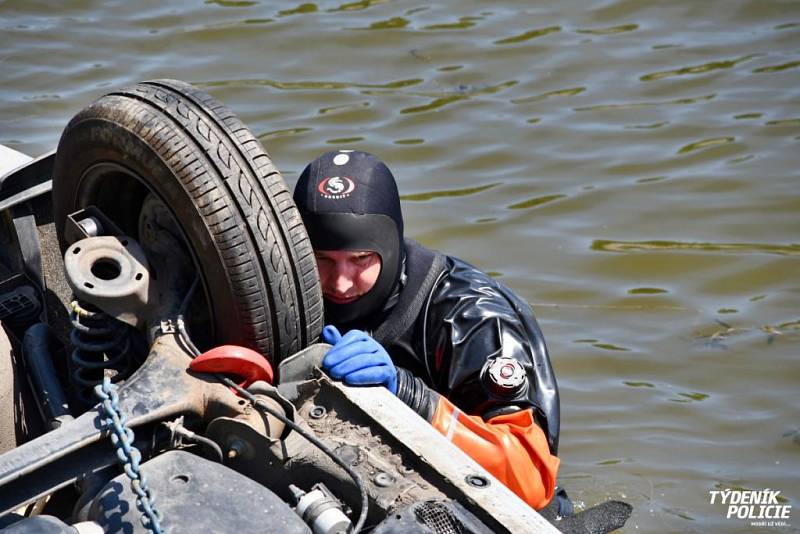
[430,397,559,510]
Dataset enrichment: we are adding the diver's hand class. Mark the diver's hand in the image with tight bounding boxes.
[321,326,398,395]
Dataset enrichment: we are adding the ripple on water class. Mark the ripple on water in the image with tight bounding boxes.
[242,18,274,25]
[628,287,668,295]
[511,87,586,104]
[277,3,318,16]
[677,136,736,154]
[318,101,371,115]
[575,23,639,35]
[400,94,467,114]
[399,80,518,114]
[492,26,561,45]
[507,194,566,210]
[625,121,669,129]
[400,182,501,202]
[640,55,760,81]
[326,136,364,144]
[422,16,482,31]
[591,343,632,352]
[201,77,424,91]
[765,118,800,127]
[726,154,755,165]
[360,17,409,30]
[205,0,258,6]
[573,92,716,112]
[752,60,800,73]
[733,112,763,119]
[672,392,710,402]
[623,381,655,388]
[258,127,312,141]
[591,239,800,256]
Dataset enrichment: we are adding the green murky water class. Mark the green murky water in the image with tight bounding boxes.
[2,1,799,531]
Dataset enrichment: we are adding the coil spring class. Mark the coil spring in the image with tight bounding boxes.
[69,300,138,407]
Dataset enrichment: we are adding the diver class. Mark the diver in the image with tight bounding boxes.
[293,150,561,511]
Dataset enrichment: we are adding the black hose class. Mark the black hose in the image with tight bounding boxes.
[22,323,73,428]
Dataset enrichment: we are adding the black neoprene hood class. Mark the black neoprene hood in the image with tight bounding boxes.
[293,150,404,324]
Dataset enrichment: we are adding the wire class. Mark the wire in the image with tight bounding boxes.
[178,275,200,317]
[174,425,225,464]
[176,275,202,356]
[176,316,201,357]
[216,375,369,533]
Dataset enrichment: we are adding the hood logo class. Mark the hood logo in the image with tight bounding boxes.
[318,176,355,199]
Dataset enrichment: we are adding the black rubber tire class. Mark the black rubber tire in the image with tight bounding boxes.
[51,79,323,364]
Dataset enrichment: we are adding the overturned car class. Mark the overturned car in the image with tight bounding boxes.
[0,80,630,533]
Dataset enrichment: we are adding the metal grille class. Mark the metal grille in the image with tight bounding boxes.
[413,501,464,534]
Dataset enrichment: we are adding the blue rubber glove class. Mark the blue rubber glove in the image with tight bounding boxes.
[321,325,398,395]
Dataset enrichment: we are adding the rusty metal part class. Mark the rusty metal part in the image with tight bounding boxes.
[64,236,150,327]
[206,393,287,462]
[0,334,248,516]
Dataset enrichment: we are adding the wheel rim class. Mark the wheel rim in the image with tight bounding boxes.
[72,161,215,351]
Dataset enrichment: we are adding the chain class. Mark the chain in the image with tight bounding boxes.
[95,376,165,533]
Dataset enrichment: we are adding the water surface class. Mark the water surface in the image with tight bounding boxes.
[2,1,799,531]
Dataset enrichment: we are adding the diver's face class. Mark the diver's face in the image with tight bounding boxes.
[314,250,382,305]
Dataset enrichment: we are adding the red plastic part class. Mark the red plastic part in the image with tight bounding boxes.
[189,345,274,389]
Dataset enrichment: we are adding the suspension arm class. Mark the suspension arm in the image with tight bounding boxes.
[0,334,236,516]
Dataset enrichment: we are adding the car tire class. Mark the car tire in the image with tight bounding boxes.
[51,79,323,365]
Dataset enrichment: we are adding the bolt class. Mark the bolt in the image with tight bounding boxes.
[308,405,327,419]
[227,439,246,460]
[465,474,490,488]
[373,472,395,488]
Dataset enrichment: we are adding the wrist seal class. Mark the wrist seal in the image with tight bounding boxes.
[395,367,438,422]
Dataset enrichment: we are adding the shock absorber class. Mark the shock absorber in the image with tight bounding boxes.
[69,299,139,406]
[63,234,152,408]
